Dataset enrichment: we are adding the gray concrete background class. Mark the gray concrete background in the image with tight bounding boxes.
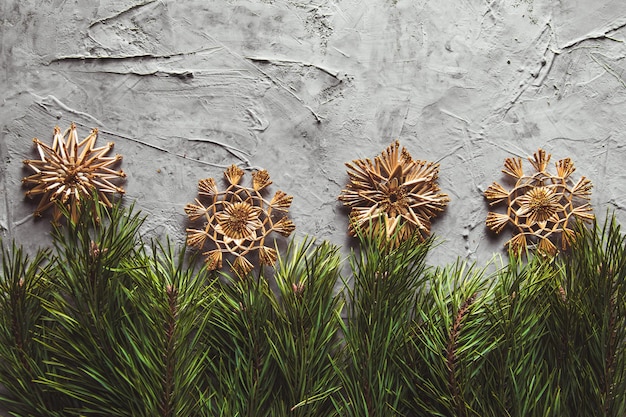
[2,0,626,267]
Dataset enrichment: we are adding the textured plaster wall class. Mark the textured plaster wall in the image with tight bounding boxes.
[2,0,626,267]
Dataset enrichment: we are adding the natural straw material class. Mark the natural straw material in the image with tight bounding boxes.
[339,140,449,244]
[184,165,295,276]
[484,148,594,255]
[22,123,126,223]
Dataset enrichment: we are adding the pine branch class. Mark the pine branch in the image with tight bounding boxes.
[269,238,343,416]
[10,275,30,373]
[337,227,433,416]
[446,293,476,417]
[0,240,73,415]
[160,284,178,417]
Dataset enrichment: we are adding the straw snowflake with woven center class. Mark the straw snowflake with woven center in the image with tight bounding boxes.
[22,123,126,223]
[185,165,295,276]
[484,148,594,256]
[338,140,449,243]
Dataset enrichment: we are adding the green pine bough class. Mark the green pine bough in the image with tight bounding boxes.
[0,200,625,416]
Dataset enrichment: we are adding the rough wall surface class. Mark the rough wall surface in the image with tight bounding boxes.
[2,0,626,266]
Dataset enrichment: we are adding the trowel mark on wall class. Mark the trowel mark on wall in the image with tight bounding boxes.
[48,46,221,70]
[185,136,263,170]
[32,94,104,127]
[245,56,340,79]
[246,108,270,131]
[25,96,257,172]
[590,53,626,89]
[245,55,349,120]
[87,0,170,57]
[79,0,343,126]
[88,0,160,28]
[244,58,325,123]
[285,0,335,50]
[485,22,554,123]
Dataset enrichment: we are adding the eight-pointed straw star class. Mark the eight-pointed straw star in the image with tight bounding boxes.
[484,148,594,256]
[338,140,450,244]
[184,165,295,277]
[22,123,126,223]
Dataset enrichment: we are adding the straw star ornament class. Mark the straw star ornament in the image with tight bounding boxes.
[22,123,126,223]
[339,140,449,243]
[484,148,594,256]
[184,165,295,276]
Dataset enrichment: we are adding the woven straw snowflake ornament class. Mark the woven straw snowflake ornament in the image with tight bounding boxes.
[184,165,295,276]
[484,148,594,256]
[22,123,126,223]
[339,140,449,244]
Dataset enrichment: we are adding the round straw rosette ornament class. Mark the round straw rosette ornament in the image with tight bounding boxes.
[22,123,125,223]
[484,148,594,256]
[184,165,295,276]
[339,140,449,245]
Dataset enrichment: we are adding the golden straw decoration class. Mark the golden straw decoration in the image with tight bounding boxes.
[338,140,449,243]
[484,148,594,256]
[22,123,125,223]
[184,165,294,276]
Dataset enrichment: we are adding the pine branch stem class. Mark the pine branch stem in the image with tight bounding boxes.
[446,293,476,417]
[161,284,178,417]
[603,295,617,415]
[11,289,31,373]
